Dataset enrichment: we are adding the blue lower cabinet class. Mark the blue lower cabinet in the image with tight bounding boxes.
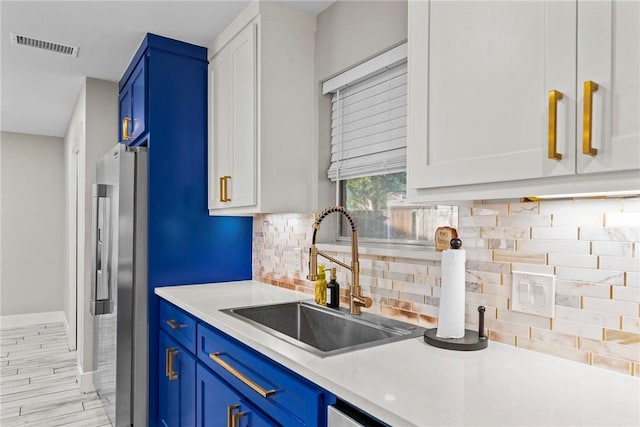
[197,323,335,426]
[159,330,197,427]
[196,363,275,427]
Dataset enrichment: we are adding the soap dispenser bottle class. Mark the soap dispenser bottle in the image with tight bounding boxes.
[314,265,327,306]
[327,267,340,309]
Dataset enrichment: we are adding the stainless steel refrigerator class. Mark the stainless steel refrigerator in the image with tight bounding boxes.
[91,144,148,426]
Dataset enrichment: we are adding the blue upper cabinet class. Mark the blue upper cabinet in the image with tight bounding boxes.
[119,59,146,145]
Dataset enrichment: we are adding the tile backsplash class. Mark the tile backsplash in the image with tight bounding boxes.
[253,197,640,376]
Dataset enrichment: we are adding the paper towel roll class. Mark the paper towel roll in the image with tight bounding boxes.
[436,248,466,339]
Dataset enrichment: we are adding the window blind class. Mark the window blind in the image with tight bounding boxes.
[323,45,407,182]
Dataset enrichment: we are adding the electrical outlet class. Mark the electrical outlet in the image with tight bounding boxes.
[511,271,555,318]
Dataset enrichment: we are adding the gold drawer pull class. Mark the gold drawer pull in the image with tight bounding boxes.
[165,347,178,381]
[209,352,276,398]
[582,80,599,156]
[166,319,184,330]
[122,117,132,141]
[232,411,245,427]
[227,404,239,427]
[548,90,563,160]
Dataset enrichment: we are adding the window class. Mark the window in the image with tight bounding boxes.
[323,44,457,244]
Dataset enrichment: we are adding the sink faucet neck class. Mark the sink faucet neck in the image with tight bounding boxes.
[307,206,372,315]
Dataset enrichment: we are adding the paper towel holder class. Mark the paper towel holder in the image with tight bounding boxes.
[423,306,489,351]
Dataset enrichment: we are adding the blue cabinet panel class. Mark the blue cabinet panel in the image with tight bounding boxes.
[196,363,274,427]
[117,33,254,426]
[159,330,197,427]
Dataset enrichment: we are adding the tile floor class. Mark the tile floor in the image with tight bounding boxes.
[0,322,111,426]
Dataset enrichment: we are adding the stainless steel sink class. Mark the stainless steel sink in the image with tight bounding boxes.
[221,301,426,357]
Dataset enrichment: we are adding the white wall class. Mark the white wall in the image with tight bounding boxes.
[314,0,408,234]
[64,77,117,390]
[0,131,65,316]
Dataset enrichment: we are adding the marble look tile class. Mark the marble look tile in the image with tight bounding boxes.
[555,305,621,328]
[471,203,509,216]
[622,317,640,334]
[497,308,552,330]
[556,266,624,286]
[518,239,590,255]
[539,198,622,216]
[518,337,589,364]
[582,296,639,317]
[488,330,516,346]
[591,354,633,375]
[612,286,640,303]
[551,319,604,341]
[509,202,539,215]
[531,226,578,240]
[605,212,640,227]
[530,327,578,347]
[553,214,604,227]
[591,241,634,257]
[555,280,611,299]
[604,330,640,346]
[600,256,640,273]
[622,198,640,212]
[512,263,554,274]
[494,250,546,265]
[548,253,598,269]
[485,318,530,337]
[580,227,640,242]
[580,338,640,362]
[499,214,551,227]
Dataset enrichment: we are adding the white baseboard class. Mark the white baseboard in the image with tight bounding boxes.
[0,311,67,329]
[77,365,97,393]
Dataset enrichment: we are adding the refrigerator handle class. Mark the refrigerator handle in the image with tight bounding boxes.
[90,183,113,316]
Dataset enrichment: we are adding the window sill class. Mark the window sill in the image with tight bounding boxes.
[316,242,442,261]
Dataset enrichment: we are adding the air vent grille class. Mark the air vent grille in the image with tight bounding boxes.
[10,33,79,57]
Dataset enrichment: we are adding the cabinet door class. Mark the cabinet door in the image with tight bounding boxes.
[577,0,640,174]
[119,85,132,144]
[129,60,147,142]
[159,330,196,427]
[209,22,257,211]
[408,1,577,190]
[196,363,274,427]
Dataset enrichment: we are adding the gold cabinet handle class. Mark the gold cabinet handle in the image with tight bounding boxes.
[209,352,276,398]
[122,117,132,141]
[231,412,245,427]
[227,404,239,427]
[166,319,184,330]
[582,80,599,156]
[223,176,231,202]
[219,177,226,202]
[548,90,563,160]
[165,347,178,381]
[219,176,231,202]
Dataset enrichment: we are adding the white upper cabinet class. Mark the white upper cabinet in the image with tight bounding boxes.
[407,0,640,201]
[208,2,316,215]
[577,0,640,175]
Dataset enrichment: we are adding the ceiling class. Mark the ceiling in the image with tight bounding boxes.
[0,0,333,138]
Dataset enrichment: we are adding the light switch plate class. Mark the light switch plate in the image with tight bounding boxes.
[511,271,555,318]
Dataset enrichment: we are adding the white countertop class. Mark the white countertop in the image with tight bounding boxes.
[156,281,640,426]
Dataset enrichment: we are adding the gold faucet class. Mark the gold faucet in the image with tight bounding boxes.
[307,206,372,315]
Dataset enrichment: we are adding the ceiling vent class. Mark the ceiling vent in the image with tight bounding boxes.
[10,32,79,57]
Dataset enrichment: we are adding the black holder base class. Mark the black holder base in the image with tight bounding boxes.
[423,328,488,351]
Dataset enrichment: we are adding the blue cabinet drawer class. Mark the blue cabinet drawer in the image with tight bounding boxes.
[160,300,197,354]
[197,323,330,426]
